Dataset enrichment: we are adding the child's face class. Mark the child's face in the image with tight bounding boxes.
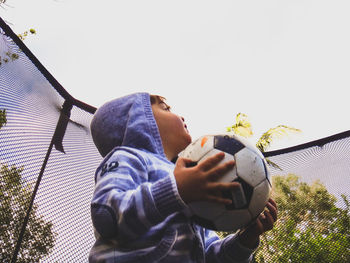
[151,96,192,160]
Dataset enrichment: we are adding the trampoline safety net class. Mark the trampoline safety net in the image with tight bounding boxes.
[0,17,349,262]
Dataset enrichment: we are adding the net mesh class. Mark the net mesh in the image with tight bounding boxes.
[0,19,101,262]
[0,17,349,262]
[266,133,350,204]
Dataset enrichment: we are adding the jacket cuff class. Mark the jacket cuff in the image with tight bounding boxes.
[151,174,189,218]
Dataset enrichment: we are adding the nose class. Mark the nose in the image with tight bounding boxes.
[181,116,188,129]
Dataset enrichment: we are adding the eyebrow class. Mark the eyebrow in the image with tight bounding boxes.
[150,95,166,104]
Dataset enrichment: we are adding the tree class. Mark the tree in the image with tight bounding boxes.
[225,113,350,262]
[254,174,350,262]
[0,29,36,67]
[227,113,301,153]
[0,110,56,262]
[0,6,36,67]
[227,112,301,169]
[0,109,6,129]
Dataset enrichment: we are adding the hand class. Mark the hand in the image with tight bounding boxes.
[238,198,278,249]
[174,152,239,204]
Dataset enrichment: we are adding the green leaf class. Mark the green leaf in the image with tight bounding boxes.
[256,125,301,152]
[227,112,253,138]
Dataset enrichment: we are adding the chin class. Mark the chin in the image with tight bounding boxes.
[185,134,192,144]
[177,137,191,153]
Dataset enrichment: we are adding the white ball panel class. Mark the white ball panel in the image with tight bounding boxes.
[179,135,214,162]
[214,209,252,232]
[235,148,266,187]
[248,180,271,218]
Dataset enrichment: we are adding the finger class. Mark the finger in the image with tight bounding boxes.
[258,210,274,231]
[176,157,195,168]
[208,160,235,180]
[262,210,275,231]
[206,182,241,205]
[206,194,233,205]
[210,181,241,192]
[199,152,225,171]
[268,198,278,210]
[266,201,278,222]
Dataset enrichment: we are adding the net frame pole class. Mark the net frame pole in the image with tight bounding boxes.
[10,140,54,263]
[10,101,72,263]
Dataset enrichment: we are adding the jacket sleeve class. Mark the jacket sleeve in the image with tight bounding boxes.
[204,229,258,263]
[91,149,188,242]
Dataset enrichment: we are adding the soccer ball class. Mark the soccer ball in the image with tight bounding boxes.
[179,134,271,232]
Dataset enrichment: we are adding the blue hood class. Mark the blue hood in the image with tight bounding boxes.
[90,92,164,157]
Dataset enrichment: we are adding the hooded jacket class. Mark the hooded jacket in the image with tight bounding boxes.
[89,92,257,262]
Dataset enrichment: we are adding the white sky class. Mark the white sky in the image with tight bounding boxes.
[2,0,350,150]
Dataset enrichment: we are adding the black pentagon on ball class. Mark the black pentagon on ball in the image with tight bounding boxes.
[262,160,272,187]
[214,135,245,156]
[222,177,254,210]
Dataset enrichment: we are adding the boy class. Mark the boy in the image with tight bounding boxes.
[89,92,277,262]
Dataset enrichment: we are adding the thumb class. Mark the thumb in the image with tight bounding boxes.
[176,157,197,168]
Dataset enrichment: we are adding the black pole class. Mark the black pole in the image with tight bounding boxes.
[11,101,72,262]
[10,140,54,263]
